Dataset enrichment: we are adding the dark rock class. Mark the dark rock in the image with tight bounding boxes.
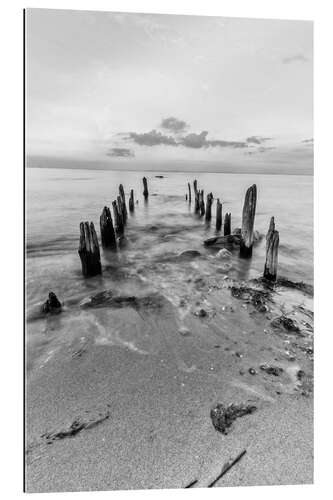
[42,292,62,314]
[197,308,208,318]
[80,290,164,310]
[271,315,300,333]
[248,367,256,375]
[260,364,283,376]
[210,402,257,435]
[155,175,164,178]
[178,250,201,258]
[204,234,241,248]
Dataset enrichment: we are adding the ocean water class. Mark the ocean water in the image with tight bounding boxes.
[25,167,313,369]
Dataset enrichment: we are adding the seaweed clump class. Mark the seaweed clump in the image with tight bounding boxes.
[210,402,257,435]
[230,286,270,312]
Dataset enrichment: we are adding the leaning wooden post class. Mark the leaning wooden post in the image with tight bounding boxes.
[100,206,117,251]
[224,213,231,236]
[239,184,257,258]
[119,184,128,224]
[263,217,279,281]
[199,190,205,216]
[194,180,199,213]
[78,222,102,277]
[188,182,192,203]
[143,177,149,199]
[216,199,222,231]
[205,193,213,221]
[129,189,134,212]
[112,200,124,235]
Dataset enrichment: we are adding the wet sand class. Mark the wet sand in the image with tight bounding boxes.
[25,277,313,492]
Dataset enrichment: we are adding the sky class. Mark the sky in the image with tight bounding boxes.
[26,9,313,172]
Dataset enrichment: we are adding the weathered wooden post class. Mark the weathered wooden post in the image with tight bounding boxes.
[199,190,205,216]
[263,217,279,281]
[239,184,257,258]
[112,200,124,235]
[205,193,213,221]
[143,177,149,199]
[78,222,102,277]
[194,180,199,213]
[100,206,117,250]
[129,189,134,212]
[224,212,231,236]
[188,182,192,203]
[216,199,222,231]
[119,184,128,224]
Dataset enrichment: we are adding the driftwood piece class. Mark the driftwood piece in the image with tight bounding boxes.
[100,206,117,250]
[143,177,149,199]
[240,184,257,258]
[263,217,279,281]
[112,200,124,235]
[224,212,231,236]
[205,193,213,221]
[207,450,247,487]
[216,199,222,231]
[199,190,205,216]
[194,180,199,213]
[119,184,128,224]
[78,222,102,277]
[188,182,191,203]
[129,189,134,212]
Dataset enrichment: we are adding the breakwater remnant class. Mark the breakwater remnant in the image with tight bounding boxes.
[205,192,214,221]
[100,206,117,251]
[224,212,231,236]
[119,184,128,224]
[112,200,124,236]
[199,190,205,216]
[188,182,191,203]
[216,199,222,231]
[78,222,102,277]
[143,176,149,199]
[193,179,199,213]
[129,189,134,212]
[263,216,279,281]
[240,184,257,258]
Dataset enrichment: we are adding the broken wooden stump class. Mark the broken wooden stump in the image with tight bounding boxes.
[119,184,128,224]
[42,292,62,314]
[240,184,257,258]
[216,199,222,231]
[78,222,102,277]
[199,190,205,216]
[224,212,231,235]
[112,200,124,235]
[100,206,117,251]
[129,189,134,212]
[143,177,149,199]
[263,216,279,281]
[188,182,191,203]
[205,192,213,221]
[194,180,199,213]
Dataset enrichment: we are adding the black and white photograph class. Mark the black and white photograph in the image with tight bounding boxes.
[24,7,313,493]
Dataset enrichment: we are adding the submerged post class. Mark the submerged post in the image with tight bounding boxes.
[119,184,128,224]
[263,217,279,281]
[240,184,257,258]
[78,222,102,277]
[216,199,222,231]
[188,182,192,203]
[199,190,205,216]
[129,189,134,212]
[112,200,124,235]
[205,193,213,221]
[100,206,117,251]
[224,213,231,236]
[143,177,149,199]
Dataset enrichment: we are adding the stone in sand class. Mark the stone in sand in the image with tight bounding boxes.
[42,292,62,314]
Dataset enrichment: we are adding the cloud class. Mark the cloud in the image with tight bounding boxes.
[282,53,309,64]
[246,136,272,145]
[160,116,189,133]
[107,147,134,158]
[128,129,177,146]
[181,131,209,148]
